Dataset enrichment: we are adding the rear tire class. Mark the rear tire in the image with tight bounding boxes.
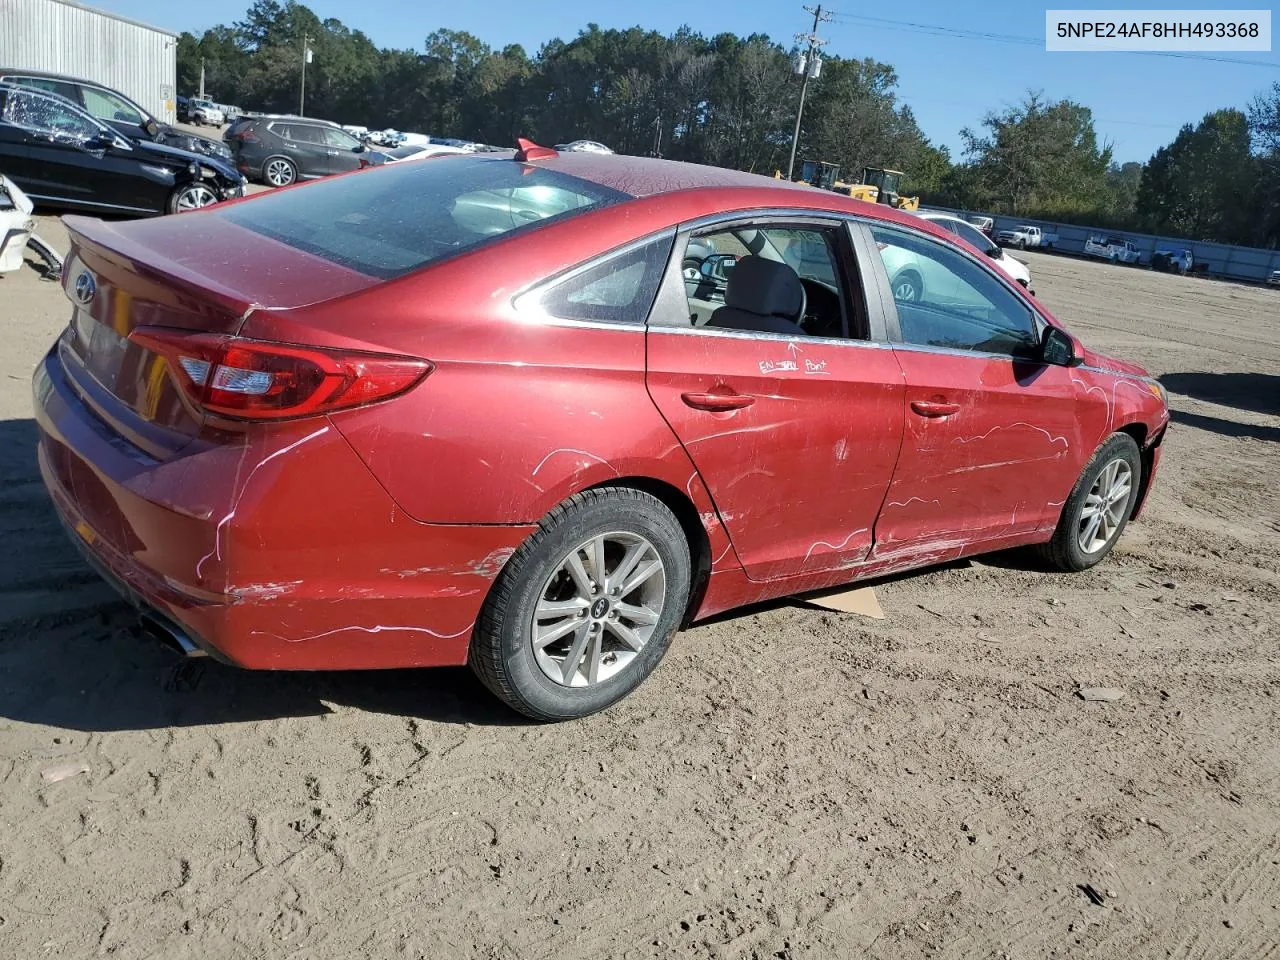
[469,487,692,721]
[263,156,297,187]
[1036,433,1142,572]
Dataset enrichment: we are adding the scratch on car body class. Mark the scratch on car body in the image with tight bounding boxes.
[952,422,1068,450]
[803,527,868,563]
[255,621,477,644]
[885,497,940,509]
[196,426,330,581]
[531,448,618,478]
[229,580,303,602]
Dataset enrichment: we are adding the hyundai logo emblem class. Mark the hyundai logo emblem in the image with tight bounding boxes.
[73,271,96,306]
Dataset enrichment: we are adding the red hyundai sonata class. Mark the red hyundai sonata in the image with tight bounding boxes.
[33,142,1169,720]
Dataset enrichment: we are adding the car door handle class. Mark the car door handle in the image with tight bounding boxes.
[910,400,961,418]
[681,392,755,412]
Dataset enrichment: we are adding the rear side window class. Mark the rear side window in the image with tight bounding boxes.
[217,157,630,279]
[534,234,673,325]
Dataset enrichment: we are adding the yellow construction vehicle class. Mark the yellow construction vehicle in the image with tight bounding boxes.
[839,167,919,211]
[782,161,920,211]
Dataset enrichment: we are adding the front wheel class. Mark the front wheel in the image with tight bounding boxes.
[1037,433,1142,572]
[168,182,219,214]
[469,487,692,721]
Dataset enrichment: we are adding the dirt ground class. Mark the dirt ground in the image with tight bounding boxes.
[1,221,1277,959]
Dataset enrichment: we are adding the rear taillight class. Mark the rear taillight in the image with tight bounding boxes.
[129,326,432,420]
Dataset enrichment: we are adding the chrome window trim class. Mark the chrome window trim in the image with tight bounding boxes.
[646,323,893,350]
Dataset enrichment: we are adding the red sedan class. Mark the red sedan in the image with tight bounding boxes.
[33,142,1170,720]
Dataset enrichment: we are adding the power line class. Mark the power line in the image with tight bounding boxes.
[826,13,1280,70]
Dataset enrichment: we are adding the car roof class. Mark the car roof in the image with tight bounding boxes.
[524,152,816,198]
[434,151,952,240]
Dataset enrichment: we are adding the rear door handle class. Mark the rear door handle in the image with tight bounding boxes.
[910,400,961,418]
[681,392,755,412]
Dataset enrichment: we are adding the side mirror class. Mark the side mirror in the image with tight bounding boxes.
[354,143,365,153]
[985,246,1001,259]
[1041,325,1081,367]
[144,118,159,138]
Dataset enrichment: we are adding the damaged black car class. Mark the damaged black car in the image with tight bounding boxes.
[0,82,245,216]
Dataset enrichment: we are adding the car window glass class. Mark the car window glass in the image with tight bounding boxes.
[80,87,144,125]
[951,219,994,251]
[287,124,325,144]
[672,222,858,339]
[217,159,627,279]
[322,127,361,149]
[534,235,673,325]
[871,224,1039,358]
[7,76,79,102]
[2,90,99,142]
[926,217,959,236]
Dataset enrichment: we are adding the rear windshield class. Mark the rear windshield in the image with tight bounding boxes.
[217,157,630,278]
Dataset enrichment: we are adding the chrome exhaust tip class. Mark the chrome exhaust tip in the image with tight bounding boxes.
[139,615,208,658]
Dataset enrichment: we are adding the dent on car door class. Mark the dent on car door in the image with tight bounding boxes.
[864,223,1086,554]
[644,217,906,581]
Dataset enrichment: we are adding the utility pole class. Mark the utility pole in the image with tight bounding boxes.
[299,36,313,116]
[198,58,205,99]
[786,4,831,182]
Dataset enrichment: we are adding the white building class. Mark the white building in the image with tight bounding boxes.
[0,0,178,123]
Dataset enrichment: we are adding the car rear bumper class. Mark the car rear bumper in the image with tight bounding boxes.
[34,347,535,670]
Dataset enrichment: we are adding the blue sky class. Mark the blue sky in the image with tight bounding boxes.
[101,0,1279,163]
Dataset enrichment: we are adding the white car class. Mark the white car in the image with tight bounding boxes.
[189,99,224,126]
[378,143,467,164]
[918,212,1034,295]
[1267,269,1280,287]
[554,139,613,154]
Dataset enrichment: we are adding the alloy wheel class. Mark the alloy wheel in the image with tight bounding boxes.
[265,159,295,186]
[531,531,666,688]
[174,184,218,212]
[1078,458,1133,554]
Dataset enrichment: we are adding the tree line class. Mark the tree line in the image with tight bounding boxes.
[179,1,1280,248]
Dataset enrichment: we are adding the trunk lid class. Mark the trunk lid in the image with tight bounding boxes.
[58,213,380,459]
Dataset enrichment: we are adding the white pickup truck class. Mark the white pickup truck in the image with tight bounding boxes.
[1084,235,1143,265]
[995,224,1057,250]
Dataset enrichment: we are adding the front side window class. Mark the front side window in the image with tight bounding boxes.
[216,156,628,278]
[2,90,100,142]
[81,87,144,125]
[951,219,995,252]
[532,234,673,325]
[322,127,361,150]
[871,224,1039,358]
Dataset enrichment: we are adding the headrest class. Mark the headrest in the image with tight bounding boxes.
[724,256,804,319]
